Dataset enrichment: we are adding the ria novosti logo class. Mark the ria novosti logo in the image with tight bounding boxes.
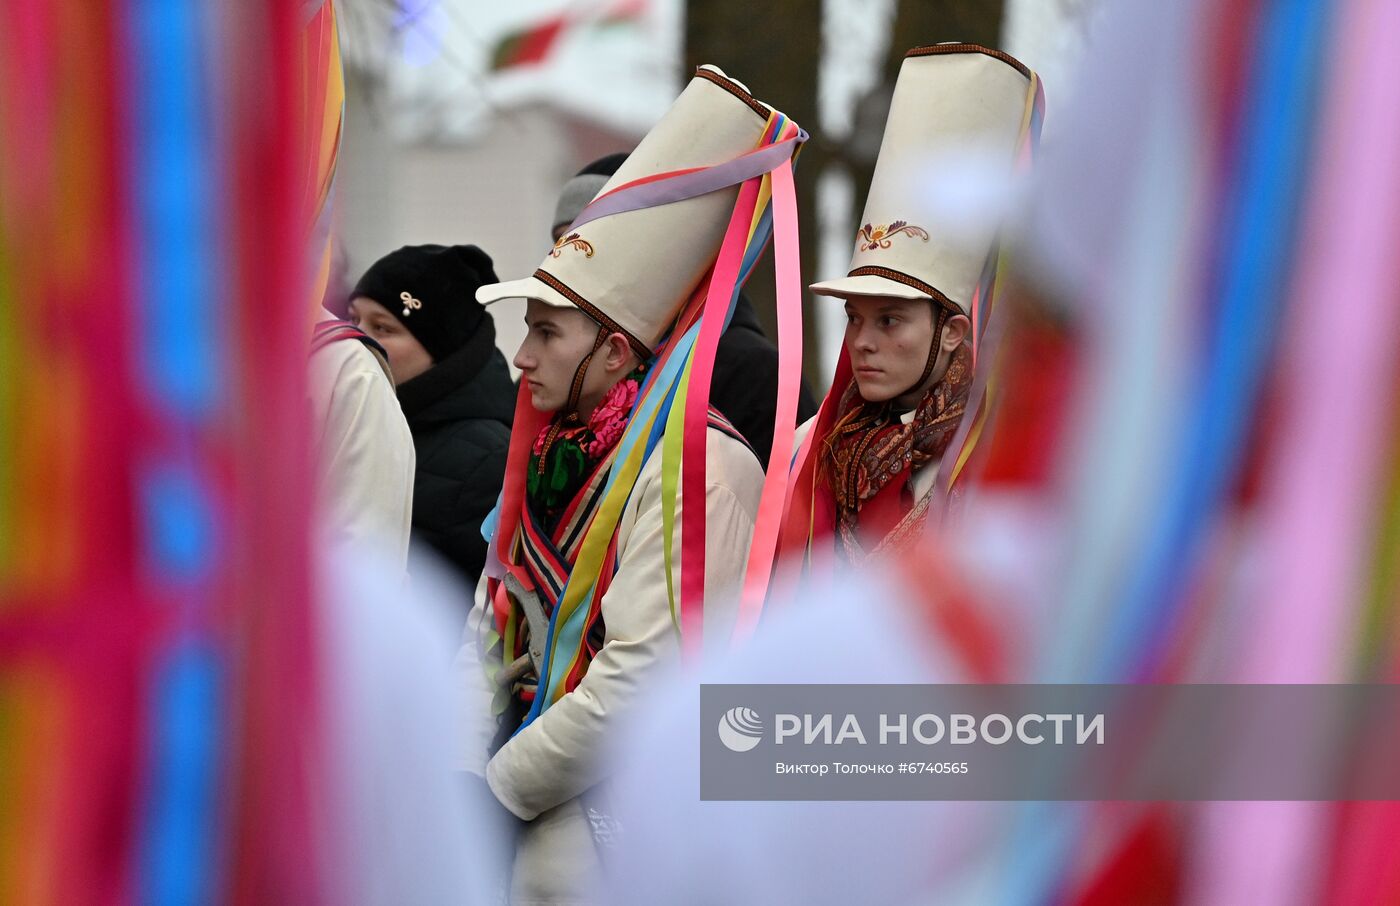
[717,707,764,752]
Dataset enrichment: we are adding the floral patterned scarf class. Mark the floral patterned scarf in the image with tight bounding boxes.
[819,343,973,558]
[526,368,643,533]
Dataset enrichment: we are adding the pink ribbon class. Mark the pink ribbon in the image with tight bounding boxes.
[732,158,802,643]
[680,177,762,658]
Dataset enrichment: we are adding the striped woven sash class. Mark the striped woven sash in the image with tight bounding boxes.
[518,448,617,614]
[497,409,748,706]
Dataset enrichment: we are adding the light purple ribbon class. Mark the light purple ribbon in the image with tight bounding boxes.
[564,131,807,233]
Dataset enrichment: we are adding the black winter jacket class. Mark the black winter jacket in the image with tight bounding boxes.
[711,294,819,466]
[396,322,514,588]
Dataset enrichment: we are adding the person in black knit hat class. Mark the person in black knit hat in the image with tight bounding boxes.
[552,154,819,465]
[349,244,514,589]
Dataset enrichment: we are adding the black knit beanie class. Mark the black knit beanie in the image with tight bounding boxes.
[350,244,498,362]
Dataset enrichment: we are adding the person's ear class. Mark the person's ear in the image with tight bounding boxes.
[942,314,971,353]
[603,332,634,373]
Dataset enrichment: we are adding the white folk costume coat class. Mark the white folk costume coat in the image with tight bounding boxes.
[308,309,415,570]
[457,426,762,904]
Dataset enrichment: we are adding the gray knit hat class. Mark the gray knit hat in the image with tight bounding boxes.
[550,152,630,238]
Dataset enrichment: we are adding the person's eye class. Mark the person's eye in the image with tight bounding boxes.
[845,313,857,325]
[880,316,899,328]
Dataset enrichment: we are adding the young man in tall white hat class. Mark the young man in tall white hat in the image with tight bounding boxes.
[457,65,803,903]
[780,43,1043,567]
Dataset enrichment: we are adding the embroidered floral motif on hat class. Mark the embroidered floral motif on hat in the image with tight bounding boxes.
[857,220,930,251]
[549,232,595,259]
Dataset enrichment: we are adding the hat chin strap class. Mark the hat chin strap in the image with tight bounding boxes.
[565,325,610,415]
[896,304,951,402]
[535,325,609,475]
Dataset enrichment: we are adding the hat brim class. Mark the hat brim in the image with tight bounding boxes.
[477,274,656,362]
[809,273,932,302]
[809,273,972,318]
[475,276,573,310]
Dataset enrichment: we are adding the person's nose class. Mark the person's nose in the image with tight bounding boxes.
[513,343,533,372]
[851,323,877,355]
